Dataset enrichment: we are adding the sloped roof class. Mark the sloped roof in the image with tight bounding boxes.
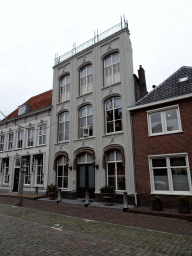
[135,66,192,106]
[6,89,52,119]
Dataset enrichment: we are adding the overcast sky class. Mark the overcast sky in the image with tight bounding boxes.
[0,0,192,119]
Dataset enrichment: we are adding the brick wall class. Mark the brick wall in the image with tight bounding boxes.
[132,97,192,207]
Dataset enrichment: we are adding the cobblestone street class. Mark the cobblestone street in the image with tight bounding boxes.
[0,202,192,256]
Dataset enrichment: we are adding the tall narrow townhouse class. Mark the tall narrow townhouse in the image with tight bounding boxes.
[0,90,52,195]
[49,21,144,203]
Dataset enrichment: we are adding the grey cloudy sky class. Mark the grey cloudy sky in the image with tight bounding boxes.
[0,0,191,119]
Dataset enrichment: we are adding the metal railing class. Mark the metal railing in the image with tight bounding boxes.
[54,21,128,65]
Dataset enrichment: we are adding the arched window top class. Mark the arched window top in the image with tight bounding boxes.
[60,74,70,102]
[105,97,122,133]
[73,148,94,169]
[104,53,120,87]
[80,65,92,96]
[79,105,93,138]
[58,112,69,142]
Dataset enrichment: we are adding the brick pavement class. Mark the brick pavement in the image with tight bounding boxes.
[0,203,192,256]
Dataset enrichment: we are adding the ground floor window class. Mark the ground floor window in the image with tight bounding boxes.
[35,155,43,185]
[24,156,30,185]
[107,149,125,190]
[57,156,68,188]
[149,154,191,194]
[3,158,9,184]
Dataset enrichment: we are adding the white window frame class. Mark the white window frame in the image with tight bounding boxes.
[147,105,182,137]
[104,53,120,87]
[3,159,9,184]
[18,105,26,115]
[57,156,68,189]
[35,156,43,186]
[16,130,23,149]
[80,65,92,96]
[106,149,125,191]
[60,74,70,102]
[7,133,14,151]
[0,135,5,152]
[58,112,69,142]
[24,157,30,185]
[38,125,46,145]
[26,129,34,147]
[79,105,93,138]
[149,153,192,195]
[105,97,122,134]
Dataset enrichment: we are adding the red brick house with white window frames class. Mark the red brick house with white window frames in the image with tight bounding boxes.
[129,66,192,207]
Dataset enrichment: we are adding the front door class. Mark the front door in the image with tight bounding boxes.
[77,164,95,198]
[13,168,20,192]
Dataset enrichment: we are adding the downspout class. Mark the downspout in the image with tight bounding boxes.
[130,110,137,206]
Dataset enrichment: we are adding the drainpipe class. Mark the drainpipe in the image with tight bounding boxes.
[130,110,137,206]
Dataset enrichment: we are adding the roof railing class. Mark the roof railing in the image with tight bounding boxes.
[54,20,128,65]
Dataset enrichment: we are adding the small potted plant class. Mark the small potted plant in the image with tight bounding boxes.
[100,185,116,206]
[152,195,163,211]
[47,183,58,200]
[177,196,191,214]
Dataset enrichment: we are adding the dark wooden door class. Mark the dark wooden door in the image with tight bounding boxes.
[13,168,20,192]
[77,164,95,198]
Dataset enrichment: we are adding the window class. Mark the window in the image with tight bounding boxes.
[179,76,188,83]
[38,125,46,145]
[60,74,70,102]
[105,97,122,133]
[3,159,9,184]
[104,53,120,87]
[18,105,26,115]
[7,133,13,150]
[17,131,23,149]
[57,156,68,188]
[24,157,30,185]
[107,150,125,190]
[0,135,5,151]
[147,106,182,136]
[27,129,34,147]
[79,105,93,138]
[149,154,191,194]
[36,156,43,185]
[80,65,92,95]
[58,112,69,142]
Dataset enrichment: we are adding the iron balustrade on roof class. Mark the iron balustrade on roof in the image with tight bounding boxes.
[54,21,128,65]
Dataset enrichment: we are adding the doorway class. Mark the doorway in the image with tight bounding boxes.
[77,164,95,198]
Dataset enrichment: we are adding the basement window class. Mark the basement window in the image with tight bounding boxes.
[178,76,188,83]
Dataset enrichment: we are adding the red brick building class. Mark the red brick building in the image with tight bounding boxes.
[129,67,192,207]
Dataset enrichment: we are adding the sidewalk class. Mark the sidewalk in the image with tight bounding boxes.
[0,194,192,236]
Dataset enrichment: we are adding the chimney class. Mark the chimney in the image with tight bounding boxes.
[138,65,147,98]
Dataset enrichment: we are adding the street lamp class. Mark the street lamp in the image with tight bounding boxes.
[16,157,28,207]
[91,156,99,169]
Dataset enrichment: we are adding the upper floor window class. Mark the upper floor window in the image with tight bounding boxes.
[38,125,46,145]
[79,105,93,138]
[17,131,23,149]
[0,135,5,151]
[105,97,122,133]
[149,154,191,194]
[27,129,34,147]
[18,105,26,115]
[7,133,13,150]
[80,65,92,96]
[147,106,182,136]
[104,53,120,87]
[58,112,69,142]
[60,74,70,102]
[107,150,125,191]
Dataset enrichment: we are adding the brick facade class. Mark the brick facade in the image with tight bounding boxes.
[131,97,192,207]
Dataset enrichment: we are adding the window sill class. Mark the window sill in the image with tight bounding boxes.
[148,130,183,137]
[1,184,9,187]
[5,150,13,152]
[57,100,70,106]
[35,144,46,148]
[14,148,23,151]
[101,82,121,90]
[151,191,192,196]
[77,92,93,99]
[74,136,95,142]
[102,131,124,137]
[55,141,69,145]
[24,185,31,187]
[24,146,34,149]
